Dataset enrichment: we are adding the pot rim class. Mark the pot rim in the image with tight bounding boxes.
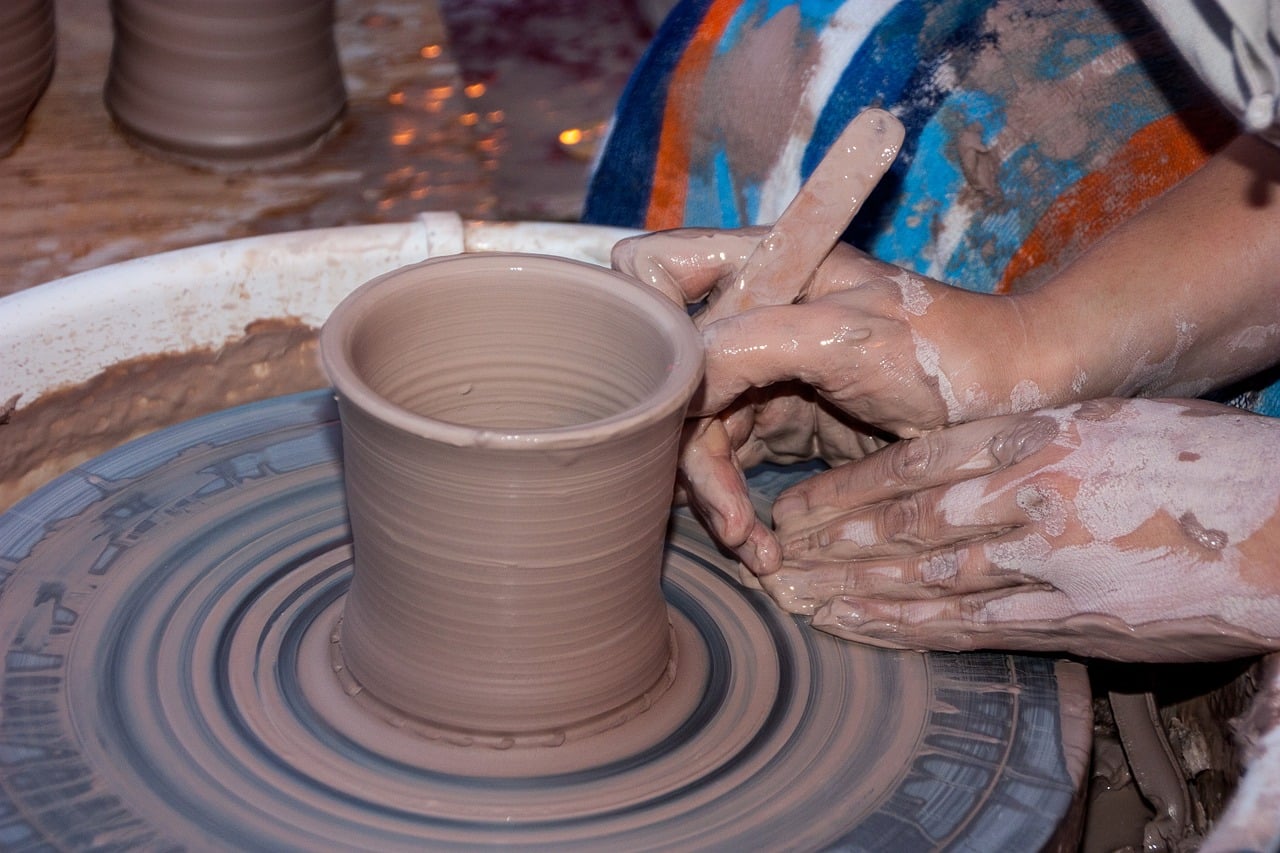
[319,252,704,450]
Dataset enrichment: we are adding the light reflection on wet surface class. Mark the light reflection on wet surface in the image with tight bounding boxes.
[0,0,655,294]
[328,0,654,226]
[437,0,654,220]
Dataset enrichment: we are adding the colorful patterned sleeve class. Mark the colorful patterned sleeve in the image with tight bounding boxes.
[584,0,1280,414]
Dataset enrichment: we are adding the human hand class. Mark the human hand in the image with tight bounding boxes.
[765,397,1280,663]
[613,228,1031,574]
[616,228,1039,433]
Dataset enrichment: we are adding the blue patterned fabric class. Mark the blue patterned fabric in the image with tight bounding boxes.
[585,0,1280,416]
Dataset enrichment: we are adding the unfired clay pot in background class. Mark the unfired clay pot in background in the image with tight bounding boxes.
[320,253,703,745]
[104,0,346,168]
[0,0,56,158]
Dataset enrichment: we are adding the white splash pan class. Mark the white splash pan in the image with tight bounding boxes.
[4,211,1279,852]
[0,211,638,409]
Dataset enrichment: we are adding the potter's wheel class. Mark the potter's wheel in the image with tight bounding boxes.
[0,390,1086,850]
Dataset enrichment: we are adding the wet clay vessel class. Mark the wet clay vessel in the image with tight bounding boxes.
[104,0,346,168]
[0,0,56,158]
[319,253,704,743]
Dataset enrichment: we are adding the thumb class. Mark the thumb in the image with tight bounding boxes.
[693,302,854,416]
[612,228,763,307]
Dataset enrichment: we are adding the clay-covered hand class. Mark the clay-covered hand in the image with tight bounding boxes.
[766,397,1280,663]
[615,228,1035,434]
[613,227,1029,575]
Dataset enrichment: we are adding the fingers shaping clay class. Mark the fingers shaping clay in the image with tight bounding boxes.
[0,244,1087,847]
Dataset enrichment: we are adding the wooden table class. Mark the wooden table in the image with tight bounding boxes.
[0,0,495,297]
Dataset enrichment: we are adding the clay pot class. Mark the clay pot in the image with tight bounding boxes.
[0,0,56,158]
[320,253,703,744]
[103,0,346,168]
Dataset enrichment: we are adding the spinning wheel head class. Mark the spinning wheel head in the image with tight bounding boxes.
[0,391,1087,850]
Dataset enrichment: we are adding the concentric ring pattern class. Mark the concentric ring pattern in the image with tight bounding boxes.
[0,391,1084,851]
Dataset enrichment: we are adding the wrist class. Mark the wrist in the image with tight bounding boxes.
[995,285,1128,410]
[931,290,1077,422]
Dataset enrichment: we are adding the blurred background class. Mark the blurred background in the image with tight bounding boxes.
[0,0,675,296]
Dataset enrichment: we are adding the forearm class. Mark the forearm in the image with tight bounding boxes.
[1020,134,1280,402]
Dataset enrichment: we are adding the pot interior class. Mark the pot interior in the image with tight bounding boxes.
[345,260,685,431]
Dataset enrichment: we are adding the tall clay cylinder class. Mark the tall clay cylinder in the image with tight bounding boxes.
[320,254,703,742]
[0,0,56,158]
[104,0,346,166]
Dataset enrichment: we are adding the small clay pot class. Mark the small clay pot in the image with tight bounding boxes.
[0,0,56,158]
[103,0,346,168]
[320,253,703,744]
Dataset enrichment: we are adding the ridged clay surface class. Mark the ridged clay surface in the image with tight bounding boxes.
[320,253,704,741]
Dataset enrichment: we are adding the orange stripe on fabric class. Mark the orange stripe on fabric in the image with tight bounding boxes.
[995,112,1232,293]
[645,0,739,231]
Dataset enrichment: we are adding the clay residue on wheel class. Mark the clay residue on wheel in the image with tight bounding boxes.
[0,318,324,512]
